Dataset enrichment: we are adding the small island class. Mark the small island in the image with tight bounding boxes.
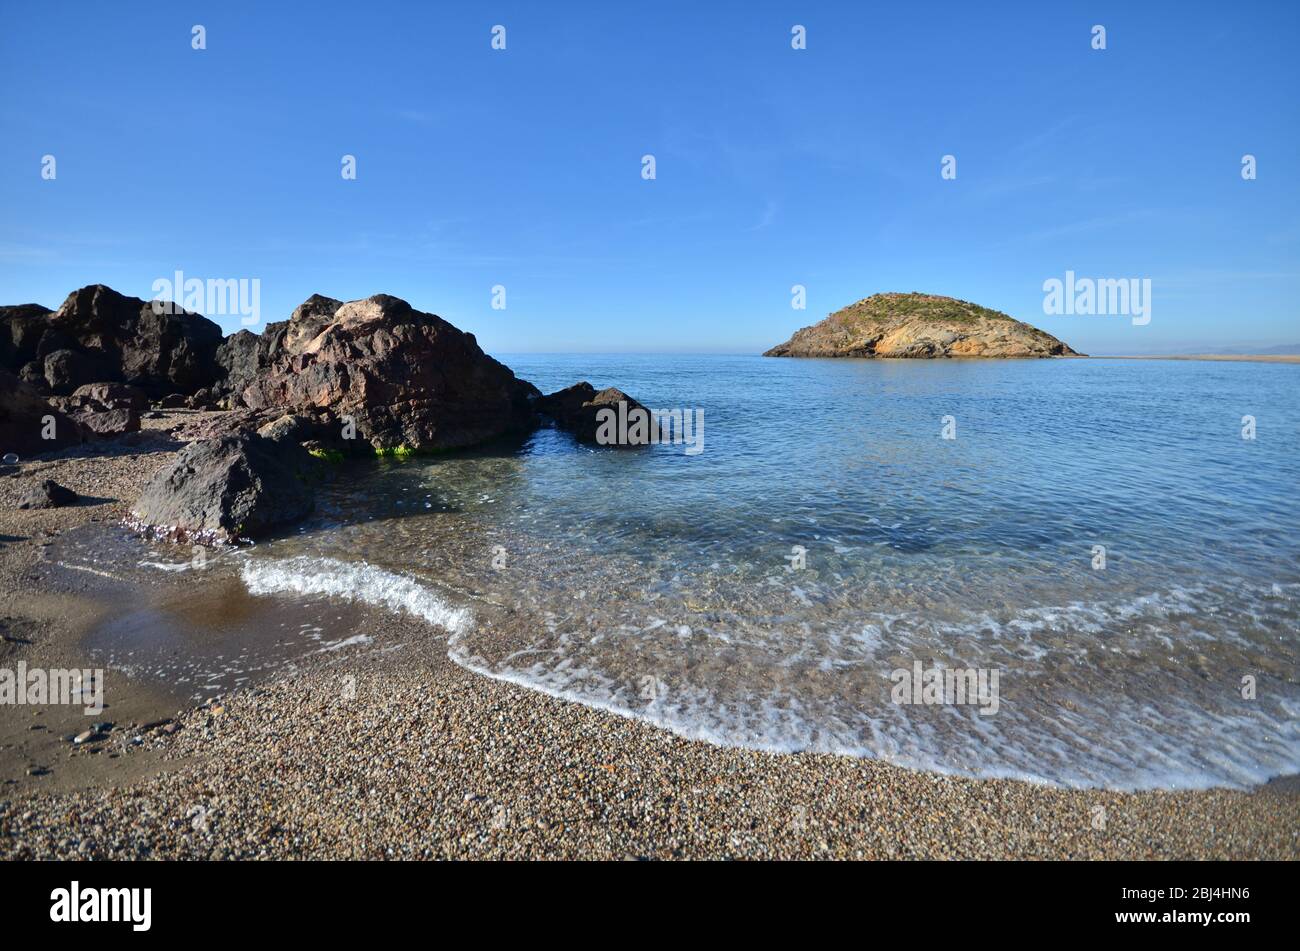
[764,292,1081,358]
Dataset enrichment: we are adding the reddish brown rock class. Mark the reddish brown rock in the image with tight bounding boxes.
[536,382,651,446]
[0,370,85,459]
[240,294,538,452]
[0,285,224,397]
[71,382,149,413]
[215,294,342,406]
[75,407,141,437]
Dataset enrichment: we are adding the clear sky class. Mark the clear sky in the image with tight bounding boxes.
[1,1,1297,355]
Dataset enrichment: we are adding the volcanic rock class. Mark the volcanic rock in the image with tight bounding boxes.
[17,479,79,510]
[0,370,85,458]
[75,407,141,437]
[71,382,149,413]
[130,434,315,543]
[1,285,224,397]
[536,382,651,445]
[0,304,53,372]
[215,294,342,406]
[43,348,113,394]
[240,294,539,452]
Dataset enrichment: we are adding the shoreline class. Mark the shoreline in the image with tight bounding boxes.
[2,419,1298,859]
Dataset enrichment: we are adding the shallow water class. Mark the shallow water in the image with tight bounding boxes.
[83,356,1300,789]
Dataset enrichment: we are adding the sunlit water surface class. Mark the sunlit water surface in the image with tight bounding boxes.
[76,356,1300,790]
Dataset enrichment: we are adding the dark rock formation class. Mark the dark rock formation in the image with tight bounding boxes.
[71,382,149,413]
[168,407,265,444]
[185,386,220,410]
[764,292,1080,358]
[17,479,79,510]
[75,407,141,437]
[536,382,651,445]
[44,348,112,394]
[0,285,224,397]
[130,434,315,543]
[17,362,46,389]
[6,285,657,460]
[0,370,85,458]
[240,294,539,452]
[215,295,342,406]
[0,304,53,373]
[254,412,336,448]
[213,329,261,404]
[44,382,147,439]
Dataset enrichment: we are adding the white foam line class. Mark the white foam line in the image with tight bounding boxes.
[240,556,472,635]
[138,559,193,573]
[317,633,374,653]
[55,561,123,581]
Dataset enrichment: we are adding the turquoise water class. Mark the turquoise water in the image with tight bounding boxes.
[164,356,1300,789]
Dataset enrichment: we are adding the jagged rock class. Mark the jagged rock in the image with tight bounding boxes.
[0,370,85,458]
[536,382,651,445]
[257,414,307,444]
[185,386,221,410]
[1,285,224,397]
[17,479,79,509]
[75,407,141,437]
[57,383,146,437]
[168,407,264,443]
[130,434,315,543]
[44,348,112,394]
[17,361,47,390]
[764,292,1080,358]
[213,330,262,406]
[72,382,149,413]
[255,411,338,448]
[0,304,53,371]
[7,286,660,458]
[215,294,342,406]
[240,294,539,451]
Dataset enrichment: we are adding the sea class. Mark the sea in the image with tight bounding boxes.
[62,355,1300,791]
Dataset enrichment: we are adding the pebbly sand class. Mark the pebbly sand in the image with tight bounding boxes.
[1,413,1297,860]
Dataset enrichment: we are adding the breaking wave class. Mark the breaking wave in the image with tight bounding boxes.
[239,555,473,635]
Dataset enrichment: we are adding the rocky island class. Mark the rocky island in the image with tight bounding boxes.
[764,292,1080,358]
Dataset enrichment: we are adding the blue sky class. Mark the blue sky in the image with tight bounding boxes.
[1,1,1297,355]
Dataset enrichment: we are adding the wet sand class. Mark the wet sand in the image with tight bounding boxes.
[1,416,1297,859]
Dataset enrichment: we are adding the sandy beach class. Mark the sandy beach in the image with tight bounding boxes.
[1,413,1297,860]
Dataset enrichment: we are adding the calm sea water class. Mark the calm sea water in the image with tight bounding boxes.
[103,355,1300,789]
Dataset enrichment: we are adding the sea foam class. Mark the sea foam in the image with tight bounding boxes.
[240,556,472,635]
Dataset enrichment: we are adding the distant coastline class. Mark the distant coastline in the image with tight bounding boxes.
[1092,354,1300,365]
